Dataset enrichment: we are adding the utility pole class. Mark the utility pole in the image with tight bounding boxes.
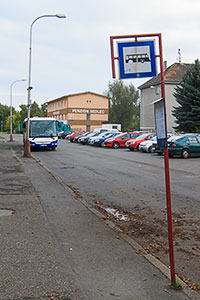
[178,49,181,63]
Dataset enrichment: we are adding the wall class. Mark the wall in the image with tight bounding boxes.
[140,84,178,133]
[46,92,109,132]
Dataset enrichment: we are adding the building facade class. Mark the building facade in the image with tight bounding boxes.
[139,63,191,133]
[46,91,109,131]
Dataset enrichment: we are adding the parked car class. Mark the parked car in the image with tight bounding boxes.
[167,134,200,158]
[69,132,83,143]
[79,132,99,145]
[91,132,121,147]
[76,132,90,143]
[151,134,178,155]
[104,132,140,149]
[58,130,72,139]
[128,133,156,151]
[58,131,64,139]
[88,131,111,145]
[73,132,88,142]
[66,132,74,140]
[138,136,157,152]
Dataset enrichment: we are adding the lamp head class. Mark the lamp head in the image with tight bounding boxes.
[56,14,66,18]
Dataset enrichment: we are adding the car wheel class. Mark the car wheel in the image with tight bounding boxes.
[181,149,190,159]
[113,142,120,149]
[148,146,153,153]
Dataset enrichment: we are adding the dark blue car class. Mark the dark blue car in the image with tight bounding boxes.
[92,132,121,147]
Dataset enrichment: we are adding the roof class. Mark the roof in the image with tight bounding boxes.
[24,117,56,122]
[46,91,109,104]
[138,63,191,90]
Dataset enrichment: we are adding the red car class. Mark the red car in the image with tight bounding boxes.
[128,133,156,151]
[104,132,141,149]
[68,131,83,142]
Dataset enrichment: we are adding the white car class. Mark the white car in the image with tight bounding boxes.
[88,130,119,145]
[139,136,157,152]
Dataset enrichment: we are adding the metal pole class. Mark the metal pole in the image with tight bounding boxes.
[10,79,26,142]
[110,33,176,285]
[24,14,66,157]
[158,33,176,284]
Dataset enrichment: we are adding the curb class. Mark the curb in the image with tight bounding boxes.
[22,153,200,300]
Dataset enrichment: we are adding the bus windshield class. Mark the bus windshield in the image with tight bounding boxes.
[30,120,57,138]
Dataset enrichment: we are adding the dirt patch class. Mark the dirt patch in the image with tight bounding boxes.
[93,200,200,293]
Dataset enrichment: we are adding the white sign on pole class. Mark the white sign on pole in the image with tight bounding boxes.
[117,40,156,79]
[153,98,167,148]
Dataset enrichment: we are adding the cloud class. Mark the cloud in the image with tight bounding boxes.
[1,0,200,110]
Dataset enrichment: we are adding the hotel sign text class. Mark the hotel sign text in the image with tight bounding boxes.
[71,109,105,114]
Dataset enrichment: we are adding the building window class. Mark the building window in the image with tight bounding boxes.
[86,125,90,131]
[65,99,67,106]
[62,100,64,107]
[65,114,68,120]
[86,114,90,120]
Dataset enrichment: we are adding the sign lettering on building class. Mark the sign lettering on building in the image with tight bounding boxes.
[72,109,89,113]
[90,109,105,114]
[71,109,105,114]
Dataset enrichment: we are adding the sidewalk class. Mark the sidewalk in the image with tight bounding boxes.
[0,135,199,300]
[0,136,85,300]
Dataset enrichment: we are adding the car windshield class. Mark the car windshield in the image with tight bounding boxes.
[111,133,122,138]
[135,133,149,140]
[81,132,90,137]
[30,120,57,138]
[86,132,97,138]
[169,135,184,142]
[97,132,110,138]
[150,136,157,141]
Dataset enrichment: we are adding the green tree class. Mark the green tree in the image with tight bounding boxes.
[41,103,47,116]
[0,103,14,132]
[106,80,140,131]
[19,104,27,123]
[30,101,43,117]
[128,105,140,131]
[19,101,46,123]
[172,59,200,133]
[5,112,20,132]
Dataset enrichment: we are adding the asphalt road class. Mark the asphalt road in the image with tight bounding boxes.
[12,134,200,295]
[30,138,200,292]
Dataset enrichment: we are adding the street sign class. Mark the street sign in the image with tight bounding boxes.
[153,98,167,148]
[117,40,156,79]
[110,34,176,285]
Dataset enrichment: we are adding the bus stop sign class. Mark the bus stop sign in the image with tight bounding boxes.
[153,98,167,149]
[117,40,156,79]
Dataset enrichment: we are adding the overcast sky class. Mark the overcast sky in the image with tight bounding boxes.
[1,0,200,110]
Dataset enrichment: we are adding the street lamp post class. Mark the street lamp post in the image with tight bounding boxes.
[10,79,26,141]
[24,14,66,157]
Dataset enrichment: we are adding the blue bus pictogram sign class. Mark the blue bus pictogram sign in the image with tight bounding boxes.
[117,40,156,79]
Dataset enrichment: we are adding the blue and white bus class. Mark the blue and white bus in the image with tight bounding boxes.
[23,117,58,150]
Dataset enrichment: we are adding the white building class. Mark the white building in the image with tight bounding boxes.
[139,63,191,133]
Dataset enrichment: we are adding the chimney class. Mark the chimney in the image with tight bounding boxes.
[163,60,167,71]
